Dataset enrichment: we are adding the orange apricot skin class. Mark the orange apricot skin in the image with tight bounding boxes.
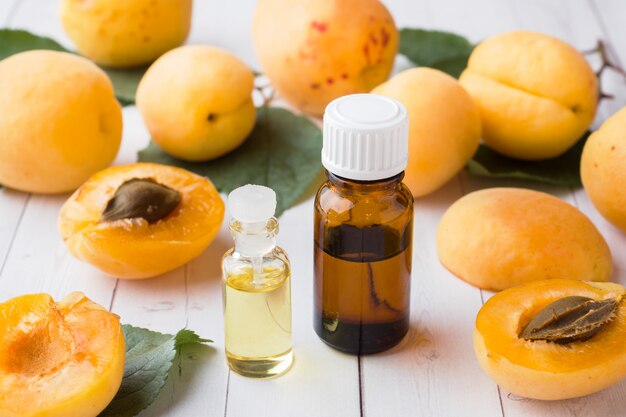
[253,0,398,116]
[437,188,612,291]
[474,279,626,400]
[59,163,225,279]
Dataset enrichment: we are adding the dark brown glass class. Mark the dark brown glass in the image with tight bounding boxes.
[314,172,413,354]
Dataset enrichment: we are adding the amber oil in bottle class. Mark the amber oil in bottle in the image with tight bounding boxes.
[222,185,293,378]
[314,94,414,354]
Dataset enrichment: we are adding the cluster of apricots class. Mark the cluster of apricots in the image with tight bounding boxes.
[0,0,625,414]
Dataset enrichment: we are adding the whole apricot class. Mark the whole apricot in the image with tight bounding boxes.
[0,50,122,194]
[253,0,398,116]
[437,188,612,291]
[59,163,225,279]
[372,68,481,197]
[137,45,255,162]
[60,0,192,68]
[0,292,125,416]
[460,31,597,160]
[475,279,626,400]
[581,106,626,233]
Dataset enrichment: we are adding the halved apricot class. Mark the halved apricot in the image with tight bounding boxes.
[475,279,626,400]
[0,292,125,416]
[59,162,225,279]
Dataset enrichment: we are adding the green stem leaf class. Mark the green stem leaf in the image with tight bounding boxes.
[98,325,212,417]
[399,28,474,78]
[466,132,590,187]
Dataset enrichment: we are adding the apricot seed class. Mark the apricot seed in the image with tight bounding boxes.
[0,292,125,416]
[102,178,181,223]
[59,163,225,279]
[520,296,618,344]
[475,279,626,400]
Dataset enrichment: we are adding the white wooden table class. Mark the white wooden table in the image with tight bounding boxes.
[2,1,626,416]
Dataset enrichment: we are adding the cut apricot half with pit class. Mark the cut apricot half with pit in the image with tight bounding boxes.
[59,162,225,279]
[0,292,125,417]
[475,279,626,400]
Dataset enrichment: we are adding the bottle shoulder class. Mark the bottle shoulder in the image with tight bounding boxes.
[314,178,413,227]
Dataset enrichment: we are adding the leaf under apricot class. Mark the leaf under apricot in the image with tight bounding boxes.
[466,132,590,187]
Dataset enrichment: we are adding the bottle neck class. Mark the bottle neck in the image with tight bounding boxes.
[326,171,404,193]
[229,217,278,258]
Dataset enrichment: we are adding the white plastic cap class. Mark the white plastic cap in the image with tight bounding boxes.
[228,184,276,223]
[322,94,409,181]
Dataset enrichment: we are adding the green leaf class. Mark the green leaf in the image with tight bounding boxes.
[138,106,324,216]
[98,325,211,417]
[174,329,213,348]
[0,29,68,60]
[101,67,147,106]
[399,28,473,78]
[0,29,142,106]
[466,132,590,187]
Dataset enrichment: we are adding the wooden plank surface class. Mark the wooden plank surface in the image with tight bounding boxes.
[1,1,626,416]
[0,0,18,25]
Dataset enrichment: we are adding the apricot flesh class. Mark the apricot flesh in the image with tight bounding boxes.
[581,106,626,233]
[437,188,612,291]
[59,163,225,279]
[475,279,626,400]
[253,0,398,115]
[372,68,481,197]
[0,292,125,416]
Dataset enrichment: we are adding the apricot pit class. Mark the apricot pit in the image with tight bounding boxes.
[102,178,181,223]
[520,296,618,344]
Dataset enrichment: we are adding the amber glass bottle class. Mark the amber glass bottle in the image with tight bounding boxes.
[314,94,413,354]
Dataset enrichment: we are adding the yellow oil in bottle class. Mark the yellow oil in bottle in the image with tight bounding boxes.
[223,264,293,378]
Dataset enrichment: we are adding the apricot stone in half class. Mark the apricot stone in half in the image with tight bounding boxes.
[437,188,612,291]
[0,292,125,416]
[475,279,626,400]
[59,163,225,279]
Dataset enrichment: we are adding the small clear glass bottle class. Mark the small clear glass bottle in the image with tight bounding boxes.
[222,185,293,378]
[314,94,414,354]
